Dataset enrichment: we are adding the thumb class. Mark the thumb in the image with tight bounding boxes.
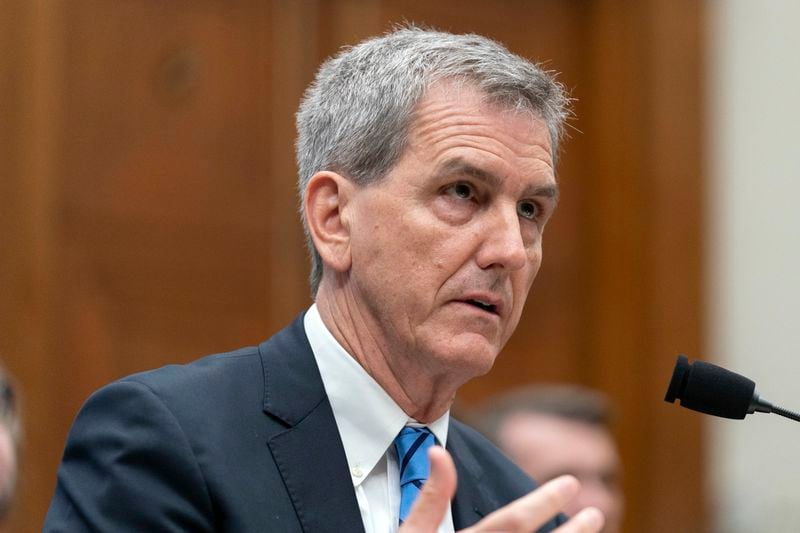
[400,446,458,532]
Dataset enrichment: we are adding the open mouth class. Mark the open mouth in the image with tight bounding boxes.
[463,299,498,315]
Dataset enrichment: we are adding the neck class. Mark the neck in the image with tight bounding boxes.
[314,283,460,423]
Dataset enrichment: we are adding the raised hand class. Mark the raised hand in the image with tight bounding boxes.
[400,447,604,533]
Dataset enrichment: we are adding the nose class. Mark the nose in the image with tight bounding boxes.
[474,205,529,272]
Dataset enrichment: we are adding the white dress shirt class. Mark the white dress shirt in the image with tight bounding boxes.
[305,305,455,533]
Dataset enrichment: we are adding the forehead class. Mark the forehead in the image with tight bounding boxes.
[501,413,617,462]
[404,83,555,182]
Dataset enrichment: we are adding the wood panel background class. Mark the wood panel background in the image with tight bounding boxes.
[0,1,705,531]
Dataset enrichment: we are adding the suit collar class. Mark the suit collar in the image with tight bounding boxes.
[259,313,325,425]
[259,313,365,533]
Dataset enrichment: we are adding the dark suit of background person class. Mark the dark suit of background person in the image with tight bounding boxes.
[43,315,562,532]
[44,27,602,533]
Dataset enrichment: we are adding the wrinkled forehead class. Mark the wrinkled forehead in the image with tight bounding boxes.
[409,80,553,153]
[405,81,555,169]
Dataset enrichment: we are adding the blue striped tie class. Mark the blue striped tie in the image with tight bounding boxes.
[394,426,436,524]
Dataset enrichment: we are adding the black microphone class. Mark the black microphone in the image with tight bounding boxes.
[664,355,800,422]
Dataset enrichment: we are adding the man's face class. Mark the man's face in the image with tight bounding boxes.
[343,83,557,385]
[497,413,624,533]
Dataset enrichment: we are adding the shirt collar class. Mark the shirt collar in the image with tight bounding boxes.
[304,304,450,487]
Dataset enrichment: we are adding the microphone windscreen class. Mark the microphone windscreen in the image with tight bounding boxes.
[664,355,756,419]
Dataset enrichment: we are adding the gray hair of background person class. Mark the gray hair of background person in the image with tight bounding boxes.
[471,384,614,445]
[0,370,19,522]
[295,25,571,296]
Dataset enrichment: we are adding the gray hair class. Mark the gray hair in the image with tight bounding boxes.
[470,384,614,447]
[296,25,570,296]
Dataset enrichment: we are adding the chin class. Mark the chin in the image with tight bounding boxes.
[431,338,500,379]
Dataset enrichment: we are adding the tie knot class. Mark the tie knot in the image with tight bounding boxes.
[394,426,436,485]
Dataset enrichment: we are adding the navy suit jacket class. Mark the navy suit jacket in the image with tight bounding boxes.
[45,314,565,532]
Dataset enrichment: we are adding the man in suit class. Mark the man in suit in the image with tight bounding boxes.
[45,27,604,532]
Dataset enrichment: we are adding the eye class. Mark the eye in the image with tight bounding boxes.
[446,182,476,201]
[517,200,538,220]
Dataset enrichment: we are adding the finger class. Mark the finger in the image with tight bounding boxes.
[554,507,605,533]
[400,446,457,532]
[468,475,580,532]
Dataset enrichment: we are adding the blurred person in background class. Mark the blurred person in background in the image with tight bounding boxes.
[473,385,623,533]
[0,368,20,532]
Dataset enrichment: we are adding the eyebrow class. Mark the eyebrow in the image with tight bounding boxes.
[433,158,560,203]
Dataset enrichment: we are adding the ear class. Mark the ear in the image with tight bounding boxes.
[304,171,355,274]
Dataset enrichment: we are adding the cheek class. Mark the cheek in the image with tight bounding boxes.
[517,248,543,291]
[506,251,542,324]
[357,219,442,292]
[527,244,543,280]
[394,215,454,269]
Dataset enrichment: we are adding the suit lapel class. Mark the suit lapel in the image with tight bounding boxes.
[259,314,365,533]
[447,423,564,533]
[447,423,496,529]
